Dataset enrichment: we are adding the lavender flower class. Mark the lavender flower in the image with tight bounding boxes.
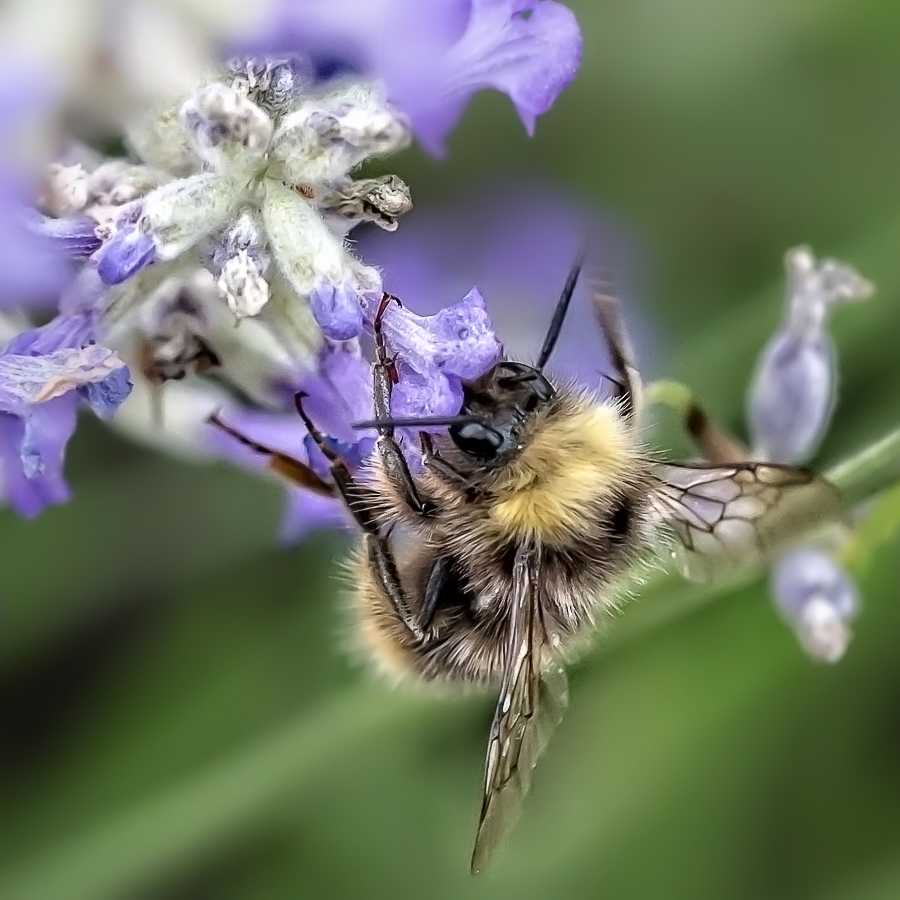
[359,180,652,386]
[0,342,132,516]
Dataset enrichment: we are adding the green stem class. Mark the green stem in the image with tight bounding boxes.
[826,426,900,506]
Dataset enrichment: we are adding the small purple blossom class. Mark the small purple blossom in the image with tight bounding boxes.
[771,548,859,663]
[0,72,83,308]
[310,282,366,340]
[94,223,158,285]
[364,287,501,418]
[399,0,583,154]
[0,343,133,515]
[0,400,74,518]
[27,213,102,260]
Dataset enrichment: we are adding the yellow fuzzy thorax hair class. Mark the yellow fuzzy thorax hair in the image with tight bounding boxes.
[488,400,635,544]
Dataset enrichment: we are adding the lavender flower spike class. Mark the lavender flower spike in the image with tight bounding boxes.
[747,247,872,464]
[771,548,859,663]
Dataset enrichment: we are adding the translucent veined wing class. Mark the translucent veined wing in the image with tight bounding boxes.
[470,545,569,874]
[649,461,843,582]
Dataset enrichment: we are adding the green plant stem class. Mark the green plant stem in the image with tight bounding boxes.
[826,426,900,506]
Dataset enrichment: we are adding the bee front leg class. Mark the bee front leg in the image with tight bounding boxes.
[371,293,435,518]
[208,413,335,497]
[293,393,384,532]
[590,271,643,427]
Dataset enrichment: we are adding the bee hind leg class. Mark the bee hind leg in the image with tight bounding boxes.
[644,381,749,464]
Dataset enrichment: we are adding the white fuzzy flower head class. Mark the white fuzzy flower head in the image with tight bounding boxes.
[89,60,412,357]
[219,250,270,319]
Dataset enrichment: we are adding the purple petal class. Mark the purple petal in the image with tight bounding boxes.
[398,0,582,153]
[309,281,365,340]
[95,225,157,285]
[365,287,501,382]
[0,345,130,415]
[27,213,101,259]
[77,365,133,419]
[242,0,581,155]
[4,308,96,356]
[771,548,858,621]
[0,184,73,307]
[303,433,376,480]
[391,362,464,420]
[298,343,374,443]
[0,74,75,306]
[0,397,76,517]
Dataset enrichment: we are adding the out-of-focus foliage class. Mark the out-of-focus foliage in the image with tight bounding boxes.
[2,2,900,899]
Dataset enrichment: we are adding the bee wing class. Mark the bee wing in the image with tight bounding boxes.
[470,545,569,874]
[649,461,842,582]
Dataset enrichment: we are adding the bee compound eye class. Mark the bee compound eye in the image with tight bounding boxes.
[450,421,504,460]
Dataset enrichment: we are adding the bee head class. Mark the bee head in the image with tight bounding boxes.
[449,362,555,462]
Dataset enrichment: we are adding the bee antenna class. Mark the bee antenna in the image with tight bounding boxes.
[536,241,587,372]
[352,414,483,431]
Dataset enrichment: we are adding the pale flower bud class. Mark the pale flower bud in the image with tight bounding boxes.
[771,548,858,664]
[748,247,872,463]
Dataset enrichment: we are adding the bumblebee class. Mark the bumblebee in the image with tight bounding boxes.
[211,254,837,872]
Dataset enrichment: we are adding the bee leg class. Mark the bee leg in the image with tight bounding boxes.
[292,392,387,532]
[590,271,643,426]
[367,534,429,642]
[371,293,435,518]
[682,398,749,464]
[420,554,454,631]
[207,413,335,497]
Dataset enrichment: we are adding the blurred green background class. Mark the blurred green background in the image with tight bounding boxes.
[3,2,900,898]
